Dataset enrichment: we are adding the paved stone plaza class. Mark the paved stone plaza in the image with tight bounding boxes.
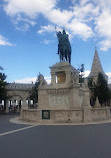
[0,114,111,158]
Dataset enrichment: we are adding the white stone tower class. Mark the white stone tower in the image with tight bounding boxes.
[88,48,108,82]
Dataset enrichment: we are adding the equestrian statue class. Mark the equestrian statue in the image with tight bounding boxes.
[56,29,71,64]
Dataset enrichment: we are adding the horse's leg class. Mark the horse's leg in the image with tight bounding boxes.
[61,50,63,61]
[65,50,67,62]
[69,53,71,63]
[59,53,60,62]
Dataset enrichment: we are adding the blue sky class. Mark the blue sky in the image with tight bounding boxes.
[0,0,111,83]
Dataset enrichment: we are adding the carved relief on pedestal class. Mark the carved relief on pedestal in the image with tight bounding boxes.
[49,93,69,107]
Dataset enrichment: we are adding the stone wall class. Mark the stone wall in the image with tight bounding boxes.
[91,108,110,121]
[20,108,83,123]
[20,109,40,122]
[20,107,110,123]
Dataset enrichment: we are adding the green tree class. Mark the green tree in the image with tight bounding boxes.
[29,74,41,108]
[96,73,110,106]
[88,73,110,106]
[78,64,85,84]
[0,67,8,109]
[0,70,7,100]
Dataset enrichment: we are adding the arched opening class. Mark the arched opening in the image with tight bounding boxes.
[8,95,23,112]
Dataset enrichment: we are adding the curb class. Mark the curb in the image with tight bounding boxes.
[10,117,111,126]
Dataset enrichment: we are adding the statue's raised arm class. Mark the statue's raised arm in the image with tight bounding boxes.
[56,29,71,64]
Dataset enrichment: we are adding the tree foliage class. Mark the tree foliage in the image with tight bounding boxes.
[30,74,41,105]
[88,73,110,106]
[0,70,7,100]
[96,73,110,106]
[78,64,85,83]
[88,77,94,90]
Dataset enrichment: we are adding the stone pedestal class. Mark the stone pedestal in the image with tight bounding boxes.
[38,62,80,110]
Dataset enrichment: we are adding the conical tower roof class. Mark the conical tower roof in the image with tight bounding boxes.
[88,48,108,81]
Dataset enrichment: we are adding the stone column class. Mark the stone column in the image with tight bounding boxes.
[51,73,56,85]
[11,100,14,112]
[16,100,19,112]
[28,99,31,108]
[22,99,28,109]
[6,100,9,113]
[66,71,71,83]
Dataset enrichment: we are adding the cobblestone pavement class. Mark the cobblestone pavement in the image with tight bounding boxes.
[1,114,111,158]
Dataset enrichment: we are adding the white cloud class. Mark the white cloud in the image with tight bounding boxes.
[72,2,99,22]
[43,39,53,45]
[40,38,53,45]
[66,19,93,39]
[13,72,111,84]
[14,76,51,84]
[95,9,111,51]
[37,25,55,34]
[0,35,13,46]
[16,23,30,32]
[4,0,93,40]
[44,76,51,84]
[84,70,90,77]
[4,0,57,17]
[80,0,89,6]
[94,0,111,9]
[84,71,111,84]
[95,10,111,38]
[99,40,111,51]
[106,72,111,84]
[14,77,37,84]
[72,0,111,49]
[4,0,111,50]
[14,15,36,26]
[93,0,111,51]
[45,9,73,26]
